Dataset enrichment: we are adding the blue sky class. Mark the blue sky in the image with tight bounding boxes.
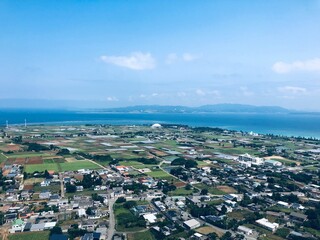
[1,0,320,110]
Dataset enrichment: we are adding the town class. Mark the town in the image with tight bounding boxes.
[0,123,319,240]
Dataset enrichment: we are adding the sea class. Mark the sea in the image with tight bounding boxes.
[0,109,320,139]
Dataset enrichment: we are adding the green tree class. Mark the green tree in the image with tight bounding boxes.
[50,226,62,235]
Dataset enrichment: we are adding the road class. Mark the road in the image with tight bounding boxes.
[59,173,64,198]
[107,197,117,240]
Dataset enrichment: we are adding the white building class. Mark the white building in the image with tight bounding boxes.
[143,213,157,224]
[264,159,282,167]
[256,218,279,232]
[238,225,253,235]
[183,219,201,230]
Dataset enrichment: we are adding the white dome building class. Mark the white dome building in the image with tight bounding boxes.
[151,123,162,129]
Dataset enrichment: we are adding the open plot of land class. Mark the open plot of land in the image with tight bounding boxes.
[8,231,49,240]
[59,161,101,171]
[196,226,224,237]
[227,209,253,220]
[146,169,170,178]
[0,153,8,162]
[265,156,300,166]
[216,185,237,193]
[24,160,101,173]
[168,188,193,196]
[127,230,154,240]
[24,163,59,173]
[194,183,228,195]
[5,152,53,158]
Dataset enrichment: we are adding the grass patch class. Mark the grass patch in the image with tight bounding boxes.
[127,230,154,240]
[0,153,8,162]
[24,160,101,173]
[196,226,223,237]
[147,169,172,178]
[6,152,52,158]
[304,227,320,238]
[24,163,59,173]
[8,231,49,240]
[114,203,145,232]
[59,161,101,171]
[227,209,252,220]
[168,188,193,196]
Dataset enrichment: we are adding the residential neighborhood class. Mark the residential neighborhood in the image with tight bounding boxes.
[0,124,319,240]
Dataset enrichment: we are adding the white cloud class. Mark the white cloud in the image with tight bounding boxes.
[100,52,155,70]
[165,53,178,64]
[277,86,307,94]
[272,58,320,73]
[196,89,206,96]
[195,89,220,97]
[177,91,187,97]
[106,96,119,101]
[240,86,254,96]
[182,53,198,62]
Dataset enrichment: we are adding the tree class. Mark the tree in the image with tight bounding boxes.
[200,189,208,195]
[171,158,186,166]
[50,226,62,235]
[66,183,77,193]
[185,184,192,190]
[208,232,218,240]
[124,201,137,209]
[221,205,227,215]
[86,207,94,216]
[184,160,198,169]
[116,197,126,203]
[44,170,51,179]
[57,148,70,155]
[221,231,232,240]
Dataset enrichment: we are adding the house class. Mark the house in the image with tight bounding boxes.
[131,205,153,216]
[238,225,253,235]
[264,159,282,167]
[223,194,243,202]
[81,232,101,240]
[10,219,25,233]
[290,212,308,222]
[183,219,201,230]
[143,213,157,224]
[256,218,279,232]
[40,179,51,187]
[277,201,290,208]
[39,190,51,199]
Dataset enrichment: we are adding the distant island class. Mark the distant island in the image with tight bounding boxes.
[99,104,292,114]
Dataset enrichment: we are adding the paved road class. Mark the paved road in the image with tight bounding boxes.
[107,197,117,240]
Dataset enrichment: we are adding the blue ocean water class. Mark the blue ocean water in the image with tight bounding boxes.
[0,109,320,139]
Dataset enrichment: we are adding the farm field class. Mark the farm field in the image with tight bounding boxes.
[127,230,154,240]
[24,160,102,173]
[8,231,49,240]
[24,163,59,173]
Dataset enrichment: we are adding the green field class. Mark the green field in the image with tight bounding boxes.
[127,230,154,240]
[24,160,101,173]
[114,203,145,232]
[0,153,8,162]
[59,161,101,171]
[8,231,49,240]
[25,163,59,173]
[168,188,193,196]
[5,152,53,158]
[147,169,173,179]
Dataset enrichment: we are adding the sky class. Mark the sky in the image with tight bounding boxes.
[1,0,320,110]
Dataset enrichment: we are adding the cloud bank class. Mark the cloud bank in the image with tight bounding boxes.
[272,58,320,73]
[100,52,155,70]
